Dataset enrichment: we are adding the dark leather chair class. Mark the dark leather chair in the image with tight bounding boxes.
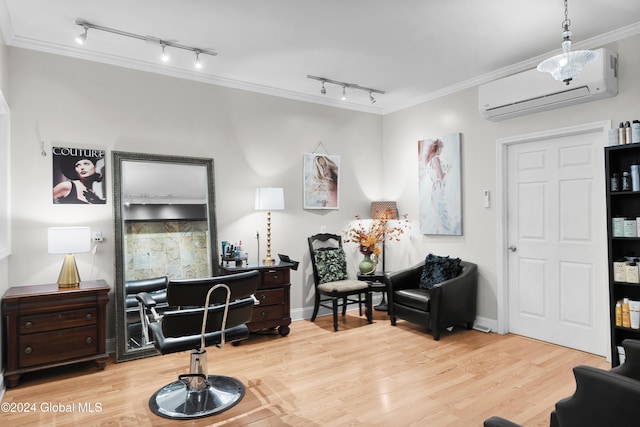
[308,233,372,331]
[124,276,169,347]
[484,339,640,427]
[144,270,260,420]
[385,260,477,340]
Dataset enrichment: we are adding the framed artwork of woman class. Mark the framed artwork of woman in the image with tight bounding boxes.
[418,133,462,235]
[52,146,107,204]
[303,153,340,209]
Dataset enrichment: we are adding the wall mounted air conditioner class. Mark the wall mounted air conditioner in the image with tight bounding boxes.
[479,48,618,121]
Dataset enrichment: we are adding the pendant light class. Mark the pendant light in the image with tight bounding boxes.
[537,0,598,85]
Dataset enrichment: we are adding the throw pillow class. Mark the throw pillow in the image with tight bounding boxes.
[315,247,349,284]
[419,253,462,289]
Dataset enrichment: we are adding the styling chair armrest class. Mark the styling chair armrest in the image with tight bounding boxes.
[136,291,158,309]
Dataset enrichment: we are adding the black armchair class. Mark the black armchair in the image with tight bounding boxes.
[385,260,477,340]
[146,270,260,420]
[484,339,640,427]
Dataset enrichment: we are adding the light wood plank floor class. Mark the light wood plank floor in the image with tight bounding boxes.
[2,310,609,426]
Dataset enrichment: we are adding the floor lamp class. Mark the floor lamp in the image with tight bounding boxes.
[255,188,285,266]
[370,201,398,310]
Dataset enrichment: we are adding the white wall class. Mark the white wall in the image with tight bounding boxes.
[381,34,640,322]
[5,32,640,341]
[6,48,382,339]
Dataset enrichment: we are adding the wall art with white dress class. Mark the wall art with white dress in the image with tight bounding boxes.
[418,133,462,235]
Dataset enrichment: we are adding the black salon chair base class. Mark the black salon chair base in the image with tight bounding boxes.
[144,271,260,420]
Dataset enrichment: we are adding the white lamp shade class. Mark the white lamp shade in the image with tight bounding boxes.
[255,188,285,210]
[48,227,92,254]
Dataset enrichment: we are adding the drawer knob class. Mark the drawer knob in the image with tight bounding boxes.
[261,294,267,300]
[24,346,32,354]
[273,275,278,280]
[85,337,93,344]
[260,311,266,317]
[86,313,93,320]
[24,321,33,329]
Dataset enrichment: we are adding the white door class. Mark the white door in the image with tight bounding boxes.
[505,125,607,355]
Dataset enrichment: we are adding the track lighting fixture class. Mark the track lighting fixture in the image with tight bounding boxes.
[74,19,217,67]
[75,25,88,45]
[160,43,169,62]
[307,75,385,103]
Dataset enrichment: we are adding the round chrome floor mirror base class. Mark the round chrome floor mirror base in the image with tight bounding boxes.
[149,375,245,419]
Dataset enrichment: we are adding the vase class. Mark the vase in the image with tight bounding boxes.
[359,253,377,275]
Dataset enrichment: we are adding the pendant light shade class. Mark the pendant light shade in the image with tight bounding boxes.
[537,0,598,85]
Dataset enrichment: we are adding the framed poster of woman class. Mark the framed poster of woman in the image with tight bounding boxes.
[303,153,340,209]
[418,133,462,235]
[52,146,106,204]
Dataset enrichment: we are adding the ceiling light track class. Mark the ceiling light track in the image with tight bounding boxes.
[74,18,217,68]
[307,74,385,103]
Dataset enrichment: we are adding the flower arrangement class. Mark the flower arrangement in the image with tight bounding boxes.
[344,208,410,256]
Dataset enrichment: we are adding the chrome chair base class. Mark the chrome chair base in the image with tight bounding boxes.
[149,374,245,419]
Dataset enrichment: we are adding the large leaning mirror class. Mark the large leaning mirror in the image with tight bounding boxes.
[112,151,219,362]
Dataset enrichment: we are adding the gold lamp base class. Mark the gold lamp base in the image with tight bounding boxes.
[57,254,81,288]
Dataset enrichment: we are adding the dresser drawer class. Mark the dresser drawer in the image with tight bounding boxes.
[19,308,98,334]
[19,325,98,368]
[252,303,285,323]
[255,288,284,306]
[262,269,289,287]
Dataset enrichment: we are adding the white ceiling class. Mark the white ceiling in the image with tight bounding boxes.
[1,0,640,114]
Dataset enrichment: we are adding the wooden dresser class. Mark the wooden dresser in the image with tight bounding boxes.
[2,280,110,387]
[220,263,292,337]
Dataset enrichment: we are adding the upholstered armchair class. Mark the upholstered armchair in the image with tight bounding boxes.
[385,259,477,340]
[484,339,640,427]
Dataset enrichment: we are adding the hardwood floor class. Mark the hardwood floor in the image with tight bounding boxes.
[2,310,609,426]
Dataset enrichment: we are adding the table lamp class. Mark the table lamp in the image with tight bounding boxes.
[48,226,92,288]
[255,188,284,266]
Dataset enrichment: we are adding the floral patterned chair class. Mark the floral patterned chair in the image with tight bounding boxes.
[308,233,372,331]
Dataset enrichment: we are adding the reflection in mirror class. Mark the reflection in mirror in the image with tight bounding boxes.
[112,152,218,362]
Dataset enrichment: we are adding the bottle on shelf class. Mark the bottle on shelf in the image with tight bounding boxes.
[622,298,631,328]
[616,300,622,326]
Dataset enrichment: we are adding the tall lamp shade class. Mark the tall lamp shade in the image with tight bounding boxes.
[255,188,284,265]
[48,226,91,288]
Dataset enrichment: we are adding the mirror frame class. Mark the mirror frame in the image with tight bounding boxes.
[112,151,219,362]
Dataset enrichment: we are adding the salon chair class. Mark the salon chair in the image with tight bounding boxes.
[143,270,260,420]
[124,276,169,347]
[484,339,640,427]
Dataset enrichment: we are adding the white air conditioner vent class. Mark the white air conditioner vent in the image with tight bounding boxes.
[479,48,617,121]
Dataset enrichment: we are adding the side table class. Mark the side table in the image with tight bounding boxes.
[220,262,294,336]
[357,274,388,311]
[2,280,110,387]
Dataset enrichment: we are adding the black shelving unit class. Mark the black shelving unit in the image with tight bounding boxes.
[605,144,640,366]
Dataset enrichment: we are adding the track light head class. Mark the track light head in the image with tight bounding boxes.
[75,26,88,45]
[321,81,326,95]
[195,51,202,69]
[160,43,169,62]
[341,85,347,101]
[369,91,376,104]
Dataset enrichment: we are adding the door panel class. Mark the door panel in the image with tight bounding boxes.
[507,131,605,355]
